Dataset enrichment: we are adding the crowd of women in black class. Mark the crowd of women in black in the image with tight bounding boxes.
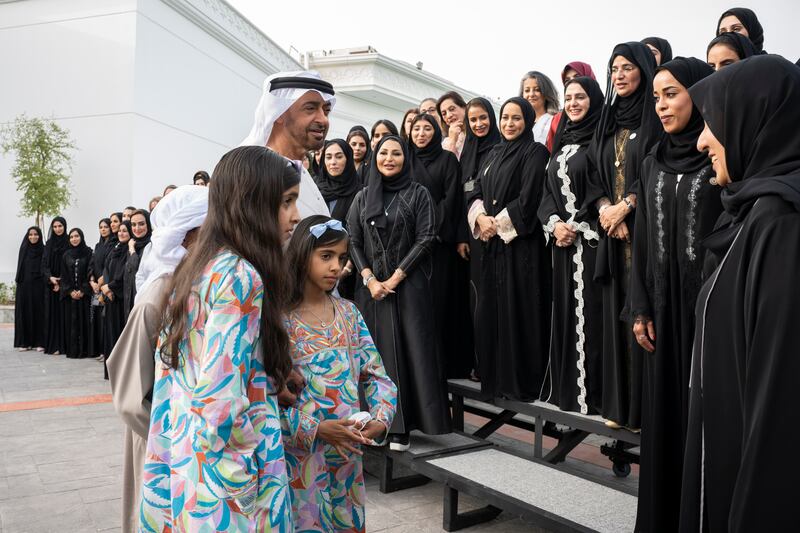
[302,7,800,531]
[13,176,210,377]
[13,5,800,530]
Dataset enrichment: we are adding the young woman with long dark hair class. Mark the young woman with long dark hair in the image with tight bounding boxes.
[140,146,301,531]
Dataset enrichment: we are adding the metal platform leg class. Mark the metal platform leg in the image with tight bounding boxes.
[543,429,590,464]
[379,454,430,494]
[452,395,465,431]
[442,486,502,532]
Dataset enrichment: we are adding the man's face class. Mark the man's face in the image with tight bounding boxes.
[279,91,331,151]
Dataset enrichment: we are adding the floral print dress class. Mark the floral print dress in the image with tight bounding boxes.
[281,297,397,532]
[139,250,293,532]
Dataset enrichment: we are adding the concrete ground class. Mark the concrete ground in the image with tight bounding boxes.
[0,325,634,532]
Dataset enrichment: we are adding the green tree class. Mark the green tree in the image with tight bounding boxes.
[1,115,76,228]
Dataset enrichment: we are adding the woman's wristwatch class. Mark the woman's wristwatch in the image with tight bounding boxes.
[363,274,376,287]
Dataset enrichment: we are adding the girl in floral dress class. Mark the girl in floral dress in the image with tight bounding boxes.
[139,147,301,532]
[281,215,397,532]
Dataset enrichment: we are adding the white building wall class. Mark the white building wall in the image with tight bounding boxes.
[0,0,486,283]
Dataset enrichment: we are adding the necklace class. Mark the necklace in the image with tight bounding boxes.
[384,193,398,217]
[614,129,630,168]
[299,296,335,328]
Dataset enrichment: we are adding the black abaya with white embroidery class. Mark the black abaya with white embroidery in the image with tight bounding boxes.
[538,77,605,414]
[14,227,45,349]
[61,235,93,359]
[679,55,800,533]
[41,217,69,354]
[630,57,720,533]
[410,115,473,378]
[469,97,552,401]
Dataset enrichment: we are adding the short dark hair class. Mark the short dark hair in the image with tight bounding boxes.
[370,119,399,139]
[193,170,210,185]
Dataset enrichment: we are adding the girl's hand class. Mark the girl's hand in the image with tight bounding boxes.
[128,240,136,254]
[90,281,99,293]
[317,419,367,459]
[49,276,59,285]
[360,420,388,443]
[52,283,60,293]
[456,243,470,260]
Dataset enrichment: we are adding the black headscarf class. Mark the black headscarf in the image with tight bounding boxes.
[92,219,112,278]
[64,228,93,261]
[689,55,800,218]
[16,226,44,283]
[717,7,764,52]
[108,220,132,263]
[363,135,413,229]
[43,216,69,277]
[641,37,673,64]
[130,211,152,255]
[409,115,446,194]
[551,76,604,153]
[347,125,372,163]
[653,57,715,174]
[602,42,659,134]
[318,139,361,201]
[460,97,501,182]
[707,32,758,62]
[470,96,536,209]
[409,114,444,165]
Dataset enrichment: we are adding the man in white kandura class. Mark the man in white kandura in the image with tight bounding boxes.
[241,70,336,218]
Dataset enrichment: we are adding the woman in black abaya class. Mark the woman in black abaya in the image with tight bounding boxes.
[347,135,450,450]
[467,96,551,401]
[460,98,502,380]
[587,42,662,429]
[101,220,131,377]
[409,113,473,378]
[630,57,721,533]
[123,210,151,318]
[537,77,604,414]
[61,228,93,359]
[89,218,112,358]
[14,227,45,351]
[680,55,800,533]
[317,138,362,299]
[347,126,371,185]
[42,216,69,354]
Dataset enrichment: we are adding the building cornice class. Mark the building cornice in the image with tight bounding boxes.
[309,52,482,103]
[160,0,301,74]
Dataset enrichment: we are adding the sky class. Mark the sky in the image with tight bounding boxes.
[227,0,797,103]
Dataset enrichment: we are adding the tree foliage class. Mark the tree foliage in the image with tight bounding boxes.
[1,115,76,227]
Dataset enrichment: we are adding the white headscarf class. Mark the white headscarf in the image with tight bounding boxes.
[241,71,336,219]
[241,70,337,148]
[135,185,209,297]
